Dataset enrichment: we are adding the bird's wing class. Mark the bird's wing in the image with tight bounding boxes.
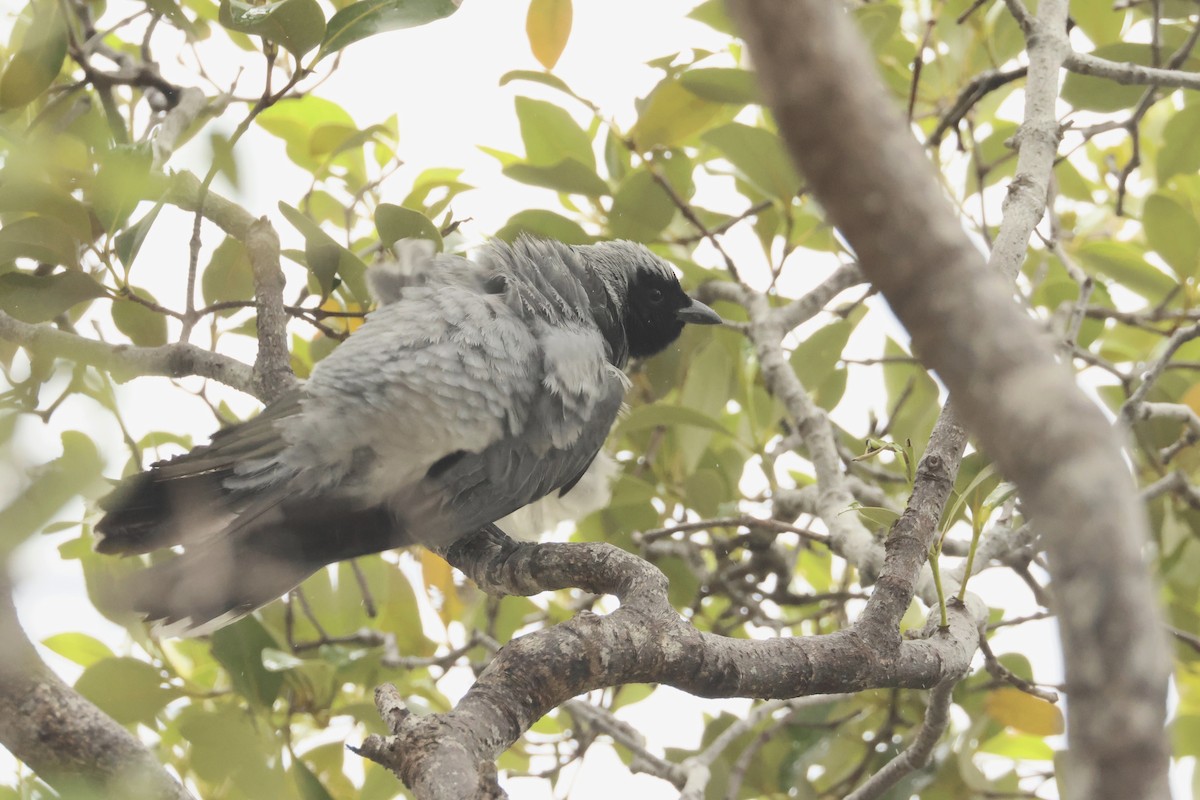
[391,318,627,548]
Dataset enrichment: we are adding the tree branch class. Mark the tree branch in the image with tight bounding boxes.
[729,3,1172,800]
[0,310,257,396]
[354,526,978,799]
[0,571,193,799]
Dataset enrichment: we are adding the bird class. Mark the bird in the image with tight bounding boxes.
[94,236,723,635]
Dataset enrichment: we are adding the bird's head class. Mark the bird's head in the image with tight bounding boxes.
[581,241,723,359]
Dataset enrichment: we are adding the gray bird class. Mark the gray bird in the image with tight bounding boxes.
[95,237,722,634]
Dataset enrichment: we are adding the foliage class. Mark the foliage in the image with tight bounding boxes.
[0,0,1198,797]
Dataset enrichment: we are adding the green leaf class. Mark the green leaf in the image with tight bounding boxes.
[0,270,105,323]
[978,732,1056,761]
[0,432,103,552]
[113,291,169,347]
[178,704,288,796]
[115,200,165,271]
[279,202,371,296]
[1062,44,1157,112]
[609,169,675,241]
[257,95,356,172]
[211,616,284,708]
[375,203,443,251]
[686,0,733,34]
[75,657,180,725]
[1071,0,1126,45]
[629,77,727,151]
[679,67,759,105]
[853,3,901,49]
[617,403,731,438]
[1143,192,1200,279]
[514,95,594,169]
[499,70,595,110]
[1158,106,1200,183]
[526,0,572,70]
[0,216,81,267]
[701,122,800,202]
[319,0,460,59]
[496,209,592,245]
[41,632,115,668]
[91,146,154,233]
[0,0,68,110]
[201,236,254,311]
[219,0,326,57]
[502,159,609,196]
[1075,239,1178,301]
[0,177,92,243]
[293,756,336,800]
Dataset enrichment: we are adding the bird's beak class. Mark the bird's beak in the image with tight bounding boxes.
[675,298,724,325]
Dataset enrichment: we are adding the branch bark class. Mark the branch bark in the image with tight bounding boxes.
[0,309,256,395]
[728,3,1172,799]
[355,526,977,799]
[0,572,193,799]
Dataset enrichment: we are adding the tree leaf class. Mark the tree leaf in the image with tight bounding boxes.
[115,200,165,271]
[679,67,759,105]
[496,209,592,244]
[629,77,727,151]
[985,687,1065,736]
[0,270,105,323]
[701,122,800,202]
[279,201,371,295]
[686,0,733,34]
[201,236,255,311]
[41,632,116,668]
[0,178,92,243]
[514,95,594,168]
[1071,0,1127,47]
[0,0,68,110]
[75,657,180,725]
[1143,192,1200,280]
[319,0,460,59]
[1075,239,1178,301]
[0,216,81,268]
[113,290,169,347]
[609,169,675,241]
[499,69,594,110]
[91,145,154,233]
[211,616,284,708]
[526,0,572,70]
[375,203,443,251]
[502,159,609,196]
[1158,105,1200,183]
[219,0,326,57]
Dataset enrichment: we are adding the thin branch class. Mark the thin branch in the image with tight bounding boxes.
[0,310,257,397]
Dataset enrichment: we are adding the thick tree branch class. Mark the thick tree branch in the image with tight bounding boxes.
[244,216,296,401]
[729,3,1172,800]
[355,527,977,799]
[0,572,192,799]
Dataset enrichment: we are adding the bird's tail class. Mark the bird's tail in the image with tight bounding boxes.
[98,470,401,635]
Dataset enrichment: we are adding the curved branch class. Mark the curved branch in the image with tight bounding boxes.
[0,572,192,799]
[729,3,1172,800]
[354,527,977,799]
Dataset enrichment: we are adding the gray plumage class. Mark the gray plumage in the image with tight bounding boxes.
[95,237,722,634]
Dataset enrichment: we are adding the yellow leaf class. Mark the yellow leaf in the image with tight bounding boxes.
[526,0,572,70]
[629,78,726,151]
[1182,382,1200,418]
[420,549,463,624]
[985,687,1065,736]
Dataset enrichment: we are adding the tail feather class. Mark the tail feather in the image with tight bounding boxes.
[95,465,235,555]
[107,498,403,635]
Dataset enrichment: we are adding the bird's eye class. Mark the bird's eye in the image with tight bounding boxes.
[647,288,664,304]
